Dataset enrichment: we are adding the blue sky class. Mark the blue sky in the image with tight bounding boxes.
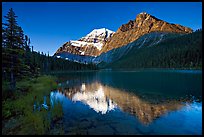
[2,2,202,56]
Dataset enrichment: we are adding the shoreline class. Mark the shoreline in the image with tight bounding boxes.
[44,68,202,74]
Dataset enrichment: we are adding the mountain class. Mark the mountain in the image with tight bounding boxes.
[55,32,181,65]
[100,12,192,54]
[55,28,115,57]
[54,12,194,66]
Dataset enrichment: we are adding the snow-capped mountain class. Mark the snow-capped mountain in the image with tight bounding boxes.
[54,12,193,65]
[55,28,115,56]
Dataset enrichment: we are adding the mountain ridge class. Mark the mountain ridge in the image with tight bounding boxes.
[100,12,193,54]
[54,12,193,63]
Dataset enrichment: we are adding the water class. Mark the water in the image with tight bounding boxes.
[50,70,202,135]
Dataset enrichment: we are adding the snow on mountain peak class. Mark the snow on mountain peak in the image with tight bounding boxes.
[86,28,115,39]
[69,28,115,51]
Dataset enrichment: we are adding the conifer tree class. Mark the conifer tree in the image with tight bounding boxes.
[2,8,20,90]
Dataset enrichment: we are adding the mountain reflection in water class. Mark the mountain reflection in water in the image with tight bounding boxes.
[55,81,187,125]
[49,71,201,134]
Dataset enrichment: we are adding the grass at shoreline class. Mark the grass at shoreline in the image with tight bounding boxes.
[2,75,64,135]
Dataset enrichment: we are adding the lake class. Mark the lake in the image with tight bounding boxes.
[50,70,202,135]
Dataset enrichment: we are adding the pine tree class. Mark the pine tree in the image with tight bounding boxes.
[2,8,20,90]
[2,8,30,90]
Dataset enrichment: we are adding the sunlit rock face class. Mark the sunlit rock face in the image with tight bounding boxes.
[57,81,186,125]
[100,12,192,54]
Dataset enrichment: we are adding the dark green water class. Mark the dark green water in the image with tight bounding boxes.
[50,70,202,135]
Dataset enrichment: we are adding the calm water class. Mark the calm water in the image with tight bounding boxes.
[50,70,202,135]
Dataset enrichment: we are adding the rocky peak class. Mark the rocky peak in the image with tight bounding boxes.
[136,12,157,20]
[136,12,149,21]
[118,12,157,33]
[100,12,193,54]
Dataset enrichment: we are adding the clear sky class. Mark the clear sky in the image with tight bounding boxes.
[2,2,202,56]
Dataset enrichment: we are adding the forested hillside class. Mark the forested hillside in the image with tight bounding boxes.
[105,30,202,69]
